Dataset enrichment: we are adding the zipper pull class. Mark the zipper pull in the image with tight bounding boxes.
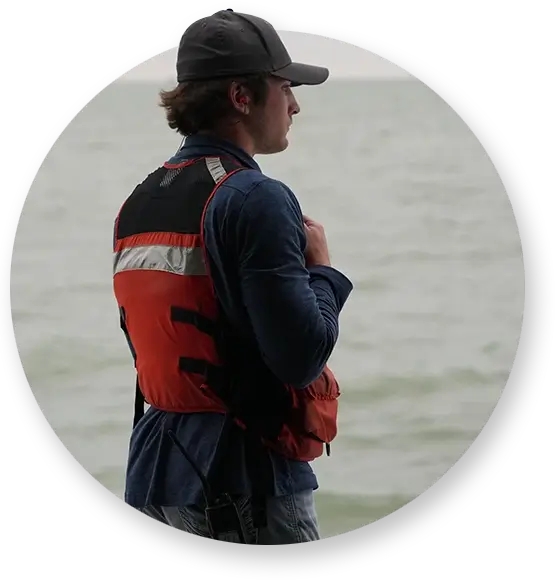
[326,443,331,456]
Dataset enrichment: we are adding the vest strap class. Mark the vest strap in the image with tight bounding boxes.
[170,306,218,336]
[133,378,145,428]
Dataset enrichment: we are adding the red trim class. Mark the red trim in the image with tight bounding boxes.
[114,231,201,251]
[199,167,245,299]
[163,157,203,169]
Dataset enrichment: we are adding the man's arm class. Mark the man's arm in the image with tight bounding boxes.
[234,178,353,388]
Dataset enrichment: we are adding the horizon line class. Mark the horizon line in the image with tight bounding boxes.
[116,75,416,84]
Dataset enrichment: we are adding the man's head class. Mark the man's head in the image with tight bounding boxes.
[159,9,328,155]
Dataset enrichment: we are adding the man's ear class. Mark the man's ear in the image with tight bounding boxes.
[229,82,251,113]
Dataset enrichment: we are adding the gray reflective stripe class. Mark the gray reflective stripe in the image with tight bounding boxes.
[113,245,206,276]
[205,157,227,183]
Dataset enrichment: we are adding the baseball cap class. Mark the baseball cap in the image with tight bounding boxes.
[176,9,329,86]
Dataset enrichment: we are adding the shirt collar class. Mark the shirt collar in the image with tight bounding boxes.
[167,134,261,171]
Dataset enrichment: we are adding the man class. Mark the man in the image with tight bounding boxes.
[113,9,353,544]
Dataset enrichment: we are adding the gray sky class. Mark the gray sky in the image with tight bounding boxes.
[121,31,410,81]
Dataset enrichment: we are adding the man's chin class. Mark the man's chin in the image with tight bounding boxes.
[256,136,290,156]
[271,138,289,154]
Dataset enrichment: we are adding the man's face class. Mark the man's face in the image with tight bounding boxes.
[248,76,300,155]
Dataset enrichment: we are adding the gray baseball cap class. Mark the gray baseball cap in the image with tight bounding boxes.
[176,9,329,86]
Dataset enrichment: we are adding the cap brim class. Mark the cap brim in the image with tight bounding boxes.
[273,62,329,86]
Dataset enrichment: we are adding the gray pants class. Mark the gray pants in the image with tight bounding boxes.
[140,489,320,544]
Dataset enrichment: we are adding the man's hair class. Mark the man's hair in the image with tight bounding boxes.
[159,74,270,136]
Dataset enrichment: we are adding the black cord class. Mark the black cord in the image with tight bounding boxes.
[167,429,213,507]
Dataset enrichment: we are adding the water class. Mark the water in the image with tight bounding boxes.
[10,79,523,538]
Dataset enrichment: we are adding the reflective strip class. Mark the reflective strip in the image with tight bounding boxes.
[113,245,206,276]
[205,157,227,183]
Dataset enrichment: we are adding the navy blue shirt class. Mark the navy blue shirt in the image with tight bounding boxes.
[124,135,353,508]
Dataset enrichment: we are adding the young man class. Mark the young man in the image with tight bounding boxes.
[113,9,353,544]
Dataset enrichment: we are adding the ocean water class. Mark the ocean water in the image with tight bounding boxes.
[10,79,524,539]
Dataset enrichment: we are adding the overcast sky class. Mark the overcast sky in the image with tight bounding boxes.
[121,31,411,81]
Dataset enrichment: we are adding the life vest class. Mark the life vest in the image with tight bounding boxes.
[113,155,340,462]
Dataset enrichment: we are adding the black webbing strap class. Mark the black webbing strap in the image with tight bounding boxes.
[205,366,275,530]
[205,413,236,495]
[243,426,274,529]
[204,414,274,530]
[120,307,145,428]
[133,378,145,428]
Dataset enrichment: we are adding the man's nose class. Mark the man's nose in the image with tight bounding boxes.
[289,96,300,116]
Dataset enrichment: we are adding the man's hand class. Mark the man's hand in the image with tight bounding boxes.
[303,215,331,267]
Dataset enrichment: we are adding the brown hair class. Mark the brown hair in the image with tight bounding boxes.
[158,74,270,136]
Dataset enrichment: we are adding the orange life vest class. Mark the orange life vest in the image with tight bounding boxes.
[113,155,340,462]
